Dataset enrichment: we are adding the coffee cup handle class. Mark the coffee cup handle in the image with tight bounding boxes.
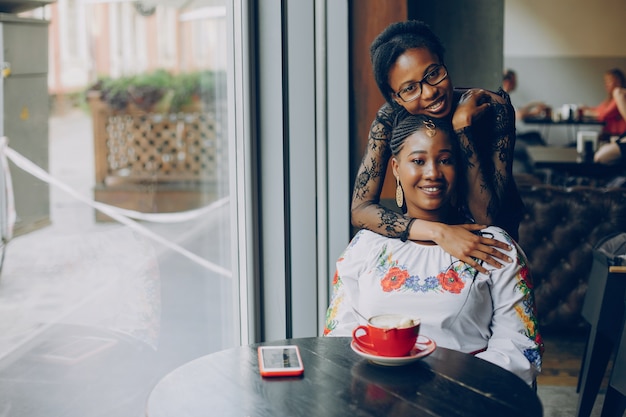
[352,325,375,352]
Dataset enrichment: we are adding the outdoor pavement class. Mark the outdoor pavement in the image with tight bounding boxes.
[0,109,235,417]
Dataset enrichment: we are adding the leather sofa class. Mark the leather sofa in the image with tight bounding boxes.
[517,184,626,332]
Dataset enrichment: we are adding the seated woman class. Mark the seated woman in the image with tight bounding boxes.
[325,114,543,386]
[582,68,626,143]
[594,86,626,167]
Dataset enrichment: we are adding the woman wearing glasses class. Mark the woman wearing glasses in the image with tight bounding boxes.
[352,20,523,274]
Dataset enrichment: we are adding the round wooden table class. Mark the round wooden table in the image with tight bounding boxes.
[146,337,543,417]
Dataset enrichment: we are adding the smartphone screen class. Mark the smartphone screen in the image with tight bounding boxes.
[258,345,304,377]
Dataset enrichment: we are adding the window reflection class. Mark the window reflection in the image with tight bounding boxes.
[0,1,235,415]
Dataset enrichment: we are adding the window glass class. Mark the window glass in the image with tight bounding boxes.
[0,1,239,415]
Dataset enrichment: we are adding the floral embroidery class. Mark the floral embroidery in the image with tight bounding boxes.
[347,231,363,249]
[381,267,409,291]
[513,252,544,367]
[404,276,440,292]
[377,244,474,294]
[519,264,533,289]
[486,232,543,370]
[471,229,543,370]
[323,271,344,335]
[334,231,363,267]
[323,308,337,335]
[438,268,465,294]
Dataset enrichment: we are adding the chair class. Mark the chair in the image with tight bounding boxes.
[598,294,626,417]
[576,248,626,417]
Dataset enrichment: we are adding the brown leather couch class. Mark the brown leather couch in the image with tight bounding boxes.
[518,184,626,332]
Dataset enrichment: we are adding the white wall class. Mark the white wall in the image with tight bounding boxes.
[504,0,626,144]
[505,0,626,57]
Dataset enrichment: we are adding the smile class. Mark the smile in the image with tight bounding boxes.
[425,97,445,113]
[421,186,443,192]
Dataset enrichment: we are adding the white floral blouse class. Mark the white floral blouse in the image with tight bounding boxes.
[323,226,543,386]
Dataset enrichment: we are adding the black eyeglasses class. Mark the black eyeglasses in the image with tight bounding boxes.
[395,64,448,103]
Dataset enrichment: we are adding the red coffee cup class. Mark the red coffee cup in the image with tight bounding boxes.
[352,314,420,357]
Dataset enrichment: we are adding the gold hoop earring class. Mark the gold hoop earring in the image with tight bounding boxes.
[424,119,436,137]
[395,177,404,208]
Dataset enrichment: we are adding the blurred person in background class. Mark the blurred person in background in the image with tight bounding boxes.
[582,68,626,143]
[594,85,626,169]
[502,69,548,174]
[502,69,550,123]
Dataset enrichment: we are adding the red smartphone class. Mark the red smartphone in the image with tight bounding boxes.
[257,345,304,377]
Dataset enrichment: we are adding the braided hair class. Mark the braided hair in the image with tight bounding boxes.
[390,114,455,156]
[391,114,465,221]
[370,20,446,104]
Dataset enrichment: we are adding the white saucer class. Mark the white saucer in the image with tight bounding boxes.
[350,334,436,366]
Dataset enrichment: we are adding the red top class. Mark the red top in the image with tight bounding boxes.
[596,99,626,136]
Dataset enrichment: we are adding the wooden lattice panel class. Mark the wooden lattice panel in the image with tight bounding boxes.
[104,112,219,182]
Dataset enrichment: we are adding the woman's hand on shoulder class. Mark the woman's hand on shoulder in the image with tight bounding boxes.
[453,89,506,130]
[430,223,512,274]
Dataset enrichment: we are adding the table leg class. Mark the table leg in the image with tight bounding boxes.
[576,331,615,417]
[600,386,626,417]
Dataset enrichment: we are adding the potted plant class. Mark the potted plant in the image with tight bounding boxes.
[87,69,219,114]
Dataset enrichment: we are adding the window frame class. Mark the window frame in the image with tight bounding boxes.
[251,0,351,341]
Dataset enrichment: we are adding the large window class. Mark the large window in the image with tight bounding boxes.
[0,1,247,416]
[0,0,351,415]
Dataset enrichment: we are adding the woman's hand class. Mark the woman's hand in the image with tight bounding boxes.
[453,89,505,130]
[428,222,512,274]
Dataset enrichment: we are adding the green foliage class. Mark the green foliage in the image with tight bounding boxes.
[89,69,221,113]
[169,72,200,112]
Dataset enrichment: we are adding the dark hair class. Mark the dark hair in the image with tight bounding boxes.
[607,68,626,87]
[503,69,516,82]
[390,114,455,156]
[370,20,446,103]
[391,114,463,217]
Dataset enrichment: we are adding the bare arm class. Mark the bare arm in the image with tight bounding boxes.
[614,87,626,120]
[351,103,511,273]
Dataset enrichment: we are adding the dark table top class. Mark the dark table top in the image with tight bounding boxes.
[525,145,580,164]
[525,145,622,178]
[522,117,604,126]
[145,336,543,417]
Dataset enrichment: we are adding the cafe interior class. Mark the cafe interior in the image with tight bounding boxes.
[1,0,626,416]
